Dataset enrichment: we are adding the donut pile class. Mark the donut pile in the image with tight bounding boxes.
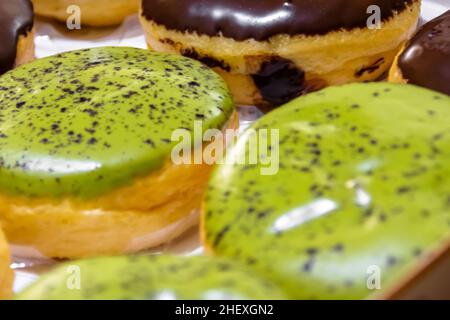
[0,0,449,300]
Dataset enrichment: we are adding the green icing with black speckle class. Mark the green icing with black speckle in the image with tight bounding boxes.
[16,255,287,300]
[204,83,450,299]
[0,47,234,198]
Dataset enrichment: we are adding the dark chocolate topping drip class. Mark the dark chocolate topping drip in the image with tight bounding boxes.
[142,0,414,41]
[398,10,450,96]
[0,0,34,75]
[252,57,306,106]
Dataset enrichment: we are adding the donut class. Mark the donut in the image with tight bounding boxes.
[140,0,421,107]
[0,228,13,300]
[0,47,236,259]
[0,0,35,76]
[32,0,139,27]
[202,83,450,299]
[17,255,287,299]
[389,10,450,96]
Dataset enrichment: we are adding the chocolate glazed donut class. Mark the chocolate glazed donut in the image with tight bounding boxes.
[0,0,34,75]
[398,10,450,96]
[140,0,419,107]
[142,0,414,41]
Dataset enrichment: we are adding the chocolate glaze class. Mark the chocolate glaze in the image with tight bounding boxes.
[142,0,414,41]
[0,0,33,75]
[398,10,450,96]
[355,58,385,78]
[252,57,306,106]
[181,48,231,72]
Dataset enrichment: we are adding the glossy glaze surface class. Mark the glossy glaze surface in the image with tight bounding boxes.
[0,0,33,75]
[142,0,415,41]
[204,83,450,299]
[399,10,450,96]
[0,47,234,198]
[17,255,287,299]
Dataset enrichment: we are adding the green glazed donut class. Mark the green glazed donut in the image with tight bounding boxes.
[0,47,235,259]
[16,255,287,300]
[203,83,450,299]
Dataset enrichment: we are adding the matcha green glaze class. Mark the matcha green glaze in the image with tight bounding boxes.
[0,47,234,198]
[203,83,450,299]
[16,255,287,300]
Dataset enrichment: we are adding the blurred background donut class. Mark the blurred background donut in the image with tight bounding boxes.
[33,0,139,27]
[0,228,13,300]
[0,0,34,76]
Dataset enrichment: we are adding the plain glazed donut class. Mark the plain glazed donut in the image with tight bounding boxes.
[140,0,421,107]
